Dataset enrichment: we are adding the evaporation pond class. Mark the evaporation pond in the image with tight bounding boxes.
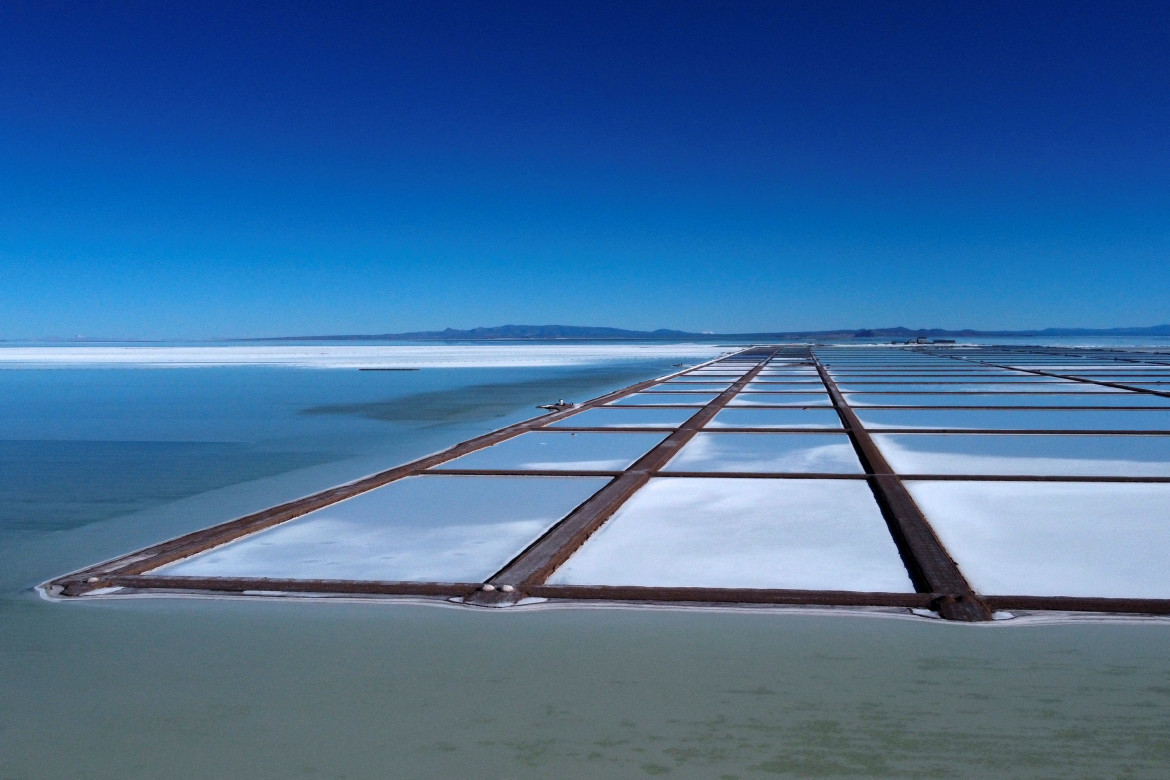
[727,393,831,406]
[706,408,843,429]
[436,431,666,471]
[907,481,1170,598]
[845,393,1170,407]
[549,407,694,428]
[155,475,610,582]
[662,432,863,473]
[836,373,1065,381]
[874,434,1170,476]
[836,382,1115,393]
[854,409,1170,431]
[547,478,913,591]
[747,378,825,386]
[607,392,718,406]
[651,381,731,390]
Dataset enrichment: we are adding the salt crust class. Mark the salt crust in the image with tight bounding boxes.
[548,477,914,591]
[0,344,726,369]
[908,481,1170,598]
[157,476,610,582]
[838,383,1117,392]
[727,393,832,407]
[440,431,666,471]
[650,381,731,389]
[747,378,825,385]
[549,407,696,428]
[662,432,863,473]
[874,433,1170,476]
[856,408,1170,430]
[606,392,719,406]
[846,393,1170,407]
[706,408,844,429]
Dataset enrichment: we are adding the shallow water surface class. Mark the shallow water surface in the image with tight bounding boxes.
[4,600,1170,778]
[3,353,1170,777]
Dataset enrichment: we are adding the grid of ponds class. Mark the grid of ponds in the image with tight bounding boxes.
[47,344,1170,621]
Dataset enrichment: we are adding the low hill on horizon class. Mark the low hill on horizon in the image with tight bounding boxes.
[248,323,1170,342]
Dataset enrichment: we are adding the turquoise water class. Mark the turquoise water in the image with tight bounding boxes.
[0,362,675,591]
[3,358,1170,778]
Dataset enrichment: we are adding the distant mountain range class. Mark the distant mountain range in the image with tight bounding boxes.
[254,323,1170,341]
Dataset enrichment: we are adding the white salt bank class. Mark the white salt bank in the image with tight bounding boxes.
[907,481,1170,598]
[662,432,863,473]
[549,478,913,592]
[157,475,610,582]
[874,434,1170,477]
[439,431,666,471]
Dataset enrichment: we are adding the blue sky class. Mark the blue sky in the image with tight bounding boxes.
[2,1,1168,339]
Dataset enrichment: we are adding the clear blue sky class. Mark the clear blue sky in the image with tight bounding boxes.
[2,1,1167,339]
